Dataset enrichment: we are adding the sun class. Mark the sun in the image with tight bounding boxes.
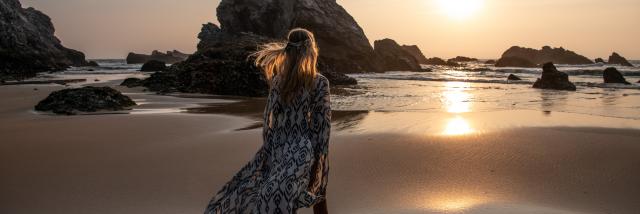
[437,0,485,20]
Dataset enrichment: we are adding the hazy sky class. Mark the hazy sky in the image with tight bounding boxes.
[22,0,640,59]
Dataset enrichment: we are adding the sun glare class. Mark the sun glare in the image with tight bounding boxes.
[437,0,484,20]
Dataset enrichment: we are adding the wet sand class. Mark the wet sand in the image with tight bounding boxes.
[1,83,640,214]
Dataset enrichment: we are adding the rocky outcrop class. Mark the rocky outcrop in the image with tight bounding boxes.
[449,56,478,62]
[603,67,630,84]
[126,50,190,64]
[595,58,605,64]
[607,52,634,67]
[533,62,576,91]
[35,86,136,115]
[424,57,447,66]
[508,74,522,81]
[374,39,421,71]
[140,60,167,72]
[401,45,429,64]
[120,78,145,88]
[0,0,91,80]
[216,0,381,73]
[497,46,593,67]
[484,60,497,65]
[495,57,536,68]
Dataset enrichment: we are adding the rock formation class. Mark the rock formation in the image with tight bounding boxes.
[497,46,593,67]
[0,0,91,80]
[484,60,497,65]
[140,60,167,72]
[495,57,536,68]
[449,56,478,62]
[508,74,522,81]
[215,0,381,73]
[603,67,630,84]
[595,58,605,64]
[607,52,634,67]
[533,62,576,91]
[424,57,447,66]
[401,45,429,64]
[35,86,136,115]
[120,78,145,88]
[126,50,190,64]
[374,39,422,71]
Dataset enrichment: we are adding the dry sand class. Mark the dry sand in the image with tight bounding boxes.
[1,83,640,214]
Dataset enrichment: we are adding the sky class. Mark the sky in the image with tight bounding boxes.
[21,0,640,60]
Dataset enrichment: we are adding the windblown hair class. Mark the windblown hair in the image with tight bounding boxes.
[252,28,319,103]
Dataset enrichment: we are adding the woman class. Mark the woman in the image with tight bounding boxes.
[205,28,331,214]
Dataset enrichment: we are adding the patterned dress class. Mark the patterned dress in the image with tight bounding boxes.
[205,74,332,214]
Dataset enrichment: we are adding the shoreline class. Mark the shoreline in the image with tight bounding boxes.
[1,80,640,214]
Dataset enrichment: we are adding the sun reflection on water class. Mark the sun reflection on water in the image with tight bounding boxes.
[442,82,472,113]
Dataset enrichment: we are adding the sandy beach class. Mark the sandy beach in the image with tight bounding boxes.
[1,80,640,214]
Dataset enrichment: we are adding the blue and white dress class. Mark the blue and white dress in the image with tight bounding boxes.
[205,74,331,214]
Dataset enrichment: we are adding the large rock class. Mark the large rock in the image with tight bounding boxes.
[35,86,136,115]
[495,56,537,68]
[126,50,190,64]
[607,52,634,67]
[0,0,90,80]
[374,39,421,71]
[603,67,630,84]
[140,60,167,72]
[401,45,429,64]
[497,46,593,67]
[533,62,576,91]
[449,56,478,62]
[215,0,381,73]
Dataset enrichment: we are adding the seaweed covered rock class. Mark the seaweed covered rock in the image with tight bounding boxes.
[140,60,167,72]
[374,39,422,71]
[607,52,634,67]
[35,86,136,115]
[495,57,537,68]
[120,78,145,88]
[603,67,630,84]
[533,63,576,91]
[0,0,91,80]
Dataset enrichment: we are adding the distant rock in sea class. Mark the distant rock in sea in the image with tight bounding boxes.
[448,56,478,62]
[484,60,497,65]
[607,52,634,67]
[533,62,576,91]
[595,58,606,64]
[35,86,136,115]
[401,45,429,64]
[140,60,167,72]
[0,0,91,80]
[216,0,382,73]
[508,74,522,81]
[603,67,630,84]
[497,46,593,67]
[424,57,447,66]
[495,57,536,68]
[374,39,422,71]
[126,50,190,64]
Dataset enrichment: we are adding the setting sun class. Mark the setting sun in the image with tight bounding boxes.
[437,0,484,20]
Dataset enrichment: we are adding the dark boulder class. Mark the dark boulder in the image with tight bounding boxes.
[495,57,537,68]
[595,58,605,64]
[424,57,448,66]
[87,61,99,67]
[140,60,167,72]
[35,86,136,115]
[0,0,91,80]
[508,74,522,81]
[126,50,190,64]
[120,78,145,88]
[445,59,461,67]
[607,52,634,67]
[533,62,576,91]
[401,45,429,64]
[603,67,630,84]
[215,0,382,73]
[449,56,478,62]
[497,46,593,67]
[374,39,422,71]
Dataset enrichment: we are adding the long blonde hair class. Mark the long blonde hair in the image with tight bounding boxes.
[252,28,319,103]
